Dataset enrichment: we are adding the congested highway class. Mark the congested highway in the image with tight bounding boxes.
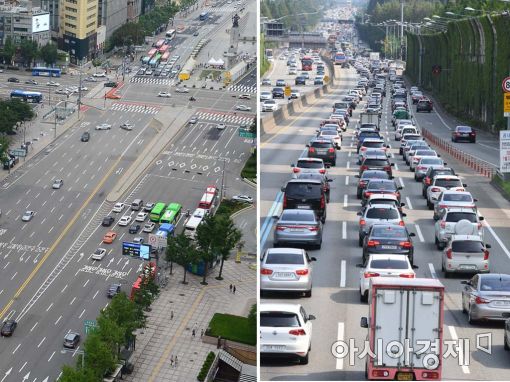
[260,56,510,381]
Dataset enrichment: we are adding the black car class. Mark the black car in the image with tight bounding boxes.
[104,81,118,88]
[359,155,394,177]
[0,319,17,336]
[129,224,141,234]
[102,216,115,226]
[272,87,284,99]
[7,77,19,83]
[361,179,402,205]
[81,132,90,142]
[422,167,456,197]
[362,224,416,264]
[63,332,80,348]
[452,125,476,143]
[416,98,433,112]
[307,138,336,166]
[281,179,327,223]
[296,172,333,203]
[356,170,391,199]
[295,76,306,85]
[107,283,121,298]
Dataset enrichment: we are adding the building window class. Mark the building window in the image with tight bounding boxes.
[86,21,95,28]
[66,0,77,4]
[87,5,96,12]
[66,15,77,20]
[86,30,95,37]
[65,22,76,28]
[87,13,95,20]
[65,6,77,12]
[13,27,28,32]
[67,32,76,37]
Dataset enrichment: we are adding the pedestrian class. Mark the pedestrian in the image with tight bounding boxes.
[171,310,174,320]
[170,355,174,366]
[229,284,232,292]
[201,329,204,337]
[233,285,236,294]
[192,328,196,337]
[175,355,178,367]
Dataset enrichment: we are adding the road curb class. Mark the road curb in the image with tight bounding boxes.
[230,204,254,219]
[242,177,256,188]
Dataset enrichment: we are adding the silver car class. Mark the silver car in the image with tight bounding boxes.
[404,142,429,163]
[260,248,316,297]
[414,157,444,181]
[442,235,490,277]
[291,158,326,177]
[426,175,465,208]
[433,191,477,220]
[435,208,484,249]
[274,209,323,249]
[461,273,510,324]
[409,149,438,171]
[358,204,405,246]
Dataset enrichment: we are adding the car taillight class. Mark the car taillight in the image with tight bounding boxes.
[483,250,489,260]
[367,240,379,247]
[364,271,380,278]
[413,157,420,163]
[295,269,309,276]
[260,268,273,275]
[439,204,447,209]
[328,148,335,153]
[417,166,426,170]
[457,188,465,192]
[360,165,368,171]
[422,371,439,379]
[364,191,372,197]
[399,273,415,278]
[309,147,315,153]
[319,169,326,174]
[283,195,287,209]
[477,222,483,230]
[384,166,391,171]
[431,187,440,192]
[275,226,286,231]
[289,329,307,336]
[440,221,446,229]
[360,219,366,226]
[398,221,405,226]
[359,180,367,187]
[446,249,452,259]
[293,167,300,173]
[372,370,390,378]
[361,147,367,152]
[475,296,489,304]
[320,195,325,209]
[470,132,475,136]
[425,178,431,185]
[399,241,412,248]
[308,226,319,231]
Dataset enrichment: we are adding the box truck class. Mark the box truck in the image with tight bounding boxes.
[360,277,444,381]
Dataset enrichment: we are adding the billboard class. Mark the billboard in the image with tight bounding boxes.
[122,242,152,260]
[32,13,50,33]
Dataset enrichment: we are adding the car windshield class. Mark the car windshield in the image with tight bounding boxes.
[371,226,407,238]
[457,126,472,133]
[367,181,395,191]
[266,252,305,265]
[443,194,472,202]
[435,179,462,188]
[311,141,332,148]
[433,170,454,177]
[261,312,300,327]
[479,277,510,291]
[281,211,315,222]
[445,212,477,223]
[452,241,484,253]
[362,171,388,180]
[369,259,409,269]
[363,141,384,148]
[363,159,388,167]
[416,150,436,156]
[285,183,322,198]
[421,158,443,165]
[366,208,399,219]
[320,131,336,137]
[297,161,322,169]
[360,132,380,139]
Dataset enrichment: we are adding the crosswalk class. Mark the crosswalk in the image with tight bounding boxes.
[195,111,254,125]
[130,76,172,85]
[111,103,160,114]
[228,84,256,94]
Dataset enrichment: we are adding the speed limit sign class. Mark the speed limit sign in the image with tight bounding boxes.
[502,77,510,93]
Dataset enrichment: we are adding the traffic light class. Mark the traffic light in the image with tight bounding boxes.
[432,65,442,76]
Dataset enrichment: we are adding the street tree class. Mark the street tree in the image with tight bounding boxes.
[59,366,96,382]
[96,315,126,357]
[2,37,15,65]
[166,233,200,284]
[212,214,242,280]
[83,331,116,378]
[40,43,58,66]
[20,39,39,67]
[100,292,146,342]
[248,304,256,329]
[133,275,159,311]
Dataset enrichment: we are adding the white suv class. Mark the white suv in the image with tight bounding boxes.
[426,175,466,209]
[119,215,132,226]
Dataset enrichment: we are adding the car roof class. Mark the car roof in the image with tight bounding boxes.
[450,234,483,241]
[65,332,79,338]
[363,155,388,160]
[297,157,323,163]
[442,190,472,196]
[287,179,322,185]
[443,207,477,213]
[367,203,397,210]
[260,303,303,314]
[362,138,384,143]
[367,253,410,261]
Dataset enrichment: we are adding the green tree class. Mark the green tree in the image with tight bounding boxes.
[96,315,126,357]
[40,43,58,66]
[133,275,160,311]
[2,37,15,65]
[100,292,146,343]
[20,39,39,67]
[212,214,242,280]
[83,332,116,378]
[195,214,220,285]
[248,304,256,329]
[166,233,200,284]
[58,366,96,382]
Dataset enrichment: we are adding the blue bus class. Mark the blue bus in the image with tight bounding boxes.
[10,90,43,103]
[32,67,62,77]
[334,51,346,65]
[199,12,208,20]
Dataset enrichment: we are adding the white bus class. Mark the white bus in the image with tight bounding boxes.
[184,208,208,239]
[165,29,176,40]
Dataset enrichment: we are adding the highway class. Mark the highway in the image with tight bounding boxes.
[260,66,510,381]
[0,1,255,380]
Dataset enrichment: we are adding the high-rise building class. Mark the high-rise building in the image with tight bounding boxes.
[0,5,51,47]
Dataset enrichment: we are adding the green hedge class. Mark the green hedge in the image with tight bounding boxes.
[241,150,256,180]
[207,313,256,345]
[197,351,216,382]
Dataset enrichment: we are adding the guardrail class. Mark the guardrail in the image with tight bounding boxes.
[421,128,496,178]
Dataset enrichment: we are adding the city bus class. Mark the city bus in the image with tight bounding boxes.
[159,202,182,224]
[149,202,166,222]
[10,90,43,103]
[141,56,151,64]
[32,67,61,77]
[147,48,157,57]
[334,51,347,65]
[158,44,169,54]
[149,53,162,67]
[199,11,208,20]
[161,51,170,62]
[154,39,165,49]
[165,29,176,40]
[301,56,313,71]
[198,185,217,210]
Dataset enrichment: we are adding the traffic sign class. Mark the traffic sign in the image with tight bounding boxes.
[505,93,510,117]
[323,75,330,83]
[84,319,97,334]
[284,85,291,97]
[10,148,26,157]
[239,129,256,138]
[503,77,510,93]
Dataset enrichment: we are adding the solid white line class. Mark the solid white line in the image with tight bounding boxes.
[428,263,438,279]
[415,224,425,242]
[48,351,56,362]
[93,290,99,299]
[342,222,347,239]
[448,326,470,374]
[12,344,20,354]
[348,151,352,157]
[38,337,46,348]
[398,177,405,188]
[336,322,345,370]
[19,361,27,373]
[483,219,510,259]
[405,197,413,210]
[70,297,76,305]
[55,315,62,325]
[345,176,349,186]
[346,161,350,169]
[46,302,53,312]
[340,260,346,288]
[61,284,68,293]
[394,163,399,171]
[343,195,348,207]
[30,322,38,332]
[79,309,86,318]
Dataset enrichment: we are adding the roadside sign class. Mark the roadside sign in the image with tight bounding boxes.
[500,130,510,173]
[84,319,97,334]
[323,75,330,83]
[504,93,510,117]
[10,148,26,157]
[122,242,151,260]
[503,77,510,93]
[148,233,167,249]
[239,129,255,138]
[284,85,291,97]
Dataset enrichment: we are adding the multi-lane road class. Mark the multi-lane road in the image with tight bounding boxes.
[260,66,510,380]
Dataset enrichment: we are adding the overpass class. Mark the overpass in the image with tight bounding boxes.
[265,32,327,49]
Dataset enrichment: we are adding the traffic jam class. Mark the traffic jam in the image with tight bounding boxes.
[260,53,510,380]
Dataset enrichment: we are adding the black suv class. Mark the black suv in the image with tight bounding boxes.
[356,169,391,199]
[295,76,306,85]
[7,77,19,83]
[81,132,90,142]
[281,179,327,223]
[102,216,115,226]
[104,81,118,88]
[359,155,394,177]
[416,98,433,112]
[272,87,284,99]
[307,138,336,166]
[296,172,333,203]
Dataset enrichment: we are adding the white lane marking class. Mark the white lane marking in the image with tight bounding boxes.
[93,290,99,299]
[46,302,53,312]
[394,163,399,171]
[19,362,27,373]
[342,222,347,239]
[340,260,346,288]
[448,326,470,374]
[343,194,348,207]
[346,161,350,169]
[12,344,20,354]
[61,284,68,293]
[414,224,425,242]
[38,336,46,348]
[336,323,345,370]
[405,197,413,210]
[483,219,510,259]
[434,110,453,131]
[348,151,352,157]
[48,351,56,362]
[79,309,86,318]
[30,322,38,332]
[398,177,405,188]
[428,263,438,279]
[70,297,76,305]
[55,315,62,325]
[345,176,349,186]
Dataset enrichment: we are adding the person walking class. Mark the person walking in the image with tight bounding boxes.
[171,311,174,320]
[229,284,232,292]
[233,285,236,294]
[170,355,174,367]
[201,329,204,337]
[175,355,178,367]
[192,328,196,337]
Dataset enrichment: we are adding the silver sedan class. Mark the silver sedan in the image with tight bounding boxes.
[274,209,322,249]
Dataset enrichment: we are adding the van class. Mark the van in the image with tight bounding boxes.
[131,199,144,211]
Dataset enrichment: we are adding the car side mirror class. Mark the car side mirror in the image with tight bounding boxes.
[325,164,331,168]
[486,244,492,249]
[431,196,438,201]
[443,162,447,166]
[360,317,369,328]
[398,186,403,190]
[401,202,406,207]
[409,232,416,237]
[479,216,484,221]
[355,175,360,178]
[474,198,478,202]
[357,211,362,216]
[310,257,317,262]
[463,183,467,187]
[412,265,419,269]
[402,213,407,217]
[356,263,364,268]
[308,314,316,321]
[306,144,310,147]
[290,164,295,168]
[391,163,395,167]
[281,186,286,192]
[437,154,441,157]
[328,179,333,182]
[461,280,469,285]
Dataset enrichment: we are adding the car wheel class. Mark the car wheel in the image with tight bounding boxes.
[358,236,363,247]
[357,191,362,199]
[468,306,478,325]
[360,289,368,302]
[304,289,312,298]
[427,200,433,210]
[299,353,309,365]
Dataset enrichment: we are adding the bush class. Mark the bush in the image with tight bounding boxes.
[197,351,216,381]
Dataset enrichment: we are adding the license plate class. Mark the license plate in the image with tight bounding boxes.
[297,205,309,209]
[381,245,397,250]
[289,228,304,232]
[396,372,413,381]
[263,345,286,351]
[493,300,510,306]
[460,265,477,270]
[274,272,295,278]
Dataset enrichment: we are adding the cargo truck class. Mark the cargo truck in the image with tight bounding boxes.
[360,277,444,381]
[359,112,380,131]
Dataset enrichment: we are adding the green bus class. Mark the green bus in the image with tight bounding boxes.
[150,202,166,222]
[159,202,182,224]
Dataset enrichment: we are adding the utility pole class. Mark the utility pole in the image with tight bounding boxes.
[77,59,83,119]
[220,158,226,200]
[400,0,405,61]
[54,104,57,139]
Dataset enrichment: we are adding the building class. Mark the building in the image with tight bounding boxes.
[39,0,60,37]
[0,5,51,47]
[97,0,126,40]
[58,0,99,63]
[263,21,284,37]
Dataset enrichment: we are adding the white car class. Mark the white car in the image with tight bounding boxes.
[93,72,107,77]
[175,87,189,93]
[112,202,125,213]
[239,94,251,100]
[232,195,253,203]
[21,210,35,222]
[135,212,148,222]
[158,92,171,97]
[358,254,415,302]
[95,123,112,130]
[120,123,133,131]
[119,215,132,226]
[262,100,277,112]
[260,303,315,365]
[235,105,251,111]
[52,179,64,189]
[260,91,272,101]
[143,222,156,233]
[46,81,60,86]
[133,237,144,244]
[217,123,226,130]
[91,248,107,261]
[426,175,466,209]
